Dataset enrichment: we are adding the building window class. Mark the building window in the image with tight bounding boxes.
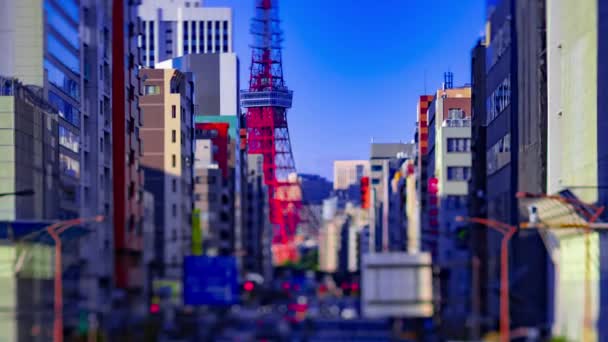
[447,108,465,119]
[59,125,80,152]
[371,178,380,185]
[172,179,177,192]
[486,75,511,124]
[447,138,471,152]
[195,176,201,184]
[172,204,177,217]
[172,154,176,167]
[172,105,176,118]
[172,130,176,143]
[371,165,382,172]
[447,167,471,181]
[487,133,511,175]
[144,85,160,95]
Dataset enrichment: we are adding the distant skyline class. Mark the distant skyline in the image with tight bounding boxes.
[207,0,486,179]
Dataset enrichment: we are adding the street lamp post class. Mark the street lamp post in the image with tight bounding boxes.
[456,216,516,342]
[46,216,104,342]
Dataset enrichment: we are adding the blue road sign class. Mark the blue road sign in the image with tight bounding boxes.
[183,256,239,306]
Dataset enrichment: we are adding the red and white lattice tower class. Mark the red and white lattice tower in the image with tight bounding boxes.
[241,0,301,264]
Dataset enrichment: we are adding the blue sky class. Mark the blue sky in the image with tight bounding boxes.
[207,0,486,180]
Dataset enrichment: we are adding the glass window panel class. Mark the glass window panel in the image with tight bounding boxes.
[47,32,80,75]
[48,91,80,127]
[44,1,79,49]
[60,153,80,179]
[59,125,79,152]
[44,59,79,100]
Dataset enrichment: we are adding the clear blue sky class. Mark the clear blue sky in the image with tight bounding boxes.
[207,0,486,180]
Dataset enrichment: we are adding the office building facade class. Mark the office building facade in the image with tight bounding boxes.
[111,0,147,330]
[138,0,233,67]
[333,160,369,191]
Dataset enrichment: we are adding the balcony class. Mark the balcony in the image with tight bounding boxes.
[442,118,471,128]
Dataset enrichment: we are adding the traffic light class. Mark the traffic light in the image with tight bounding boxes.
[243,281,255,292]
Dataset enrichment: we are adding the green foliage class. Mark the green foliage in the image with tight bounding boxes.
[550,336,570,342]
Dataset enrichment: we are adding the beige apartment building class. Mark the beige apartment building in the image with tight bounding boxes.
[140,68,194,280]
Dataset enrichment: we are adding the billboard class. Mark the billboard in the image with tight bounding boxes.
[361,252,433,318]
[183,256,238,306]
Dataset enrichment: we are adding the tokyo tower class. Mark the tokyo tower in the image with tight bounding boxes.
[241,0,301,264]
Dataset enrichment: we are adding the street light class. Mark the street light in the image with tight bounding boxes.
[455,215,516,342]
[46,216,104,342]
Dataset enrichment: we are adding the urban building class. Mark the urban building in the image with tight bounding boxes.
[481,0,549,334]
[193,122,236,256]
[0,0,82,219]
[415,95,434,252]
[141,190,155,316]
[0,0,126,332]
[424,83,472,338]
[546,0,608,339]
[140,68,194,280]
[242,154,272,280]
[468,38,488,339]
[138,0,233,67]
[0,78,60,220]
[0,79,62,341]
[79,0,117,327]
[333,160,369,191]
[156,53,238,117]
[368,143,413,252]
[111,0,147,330]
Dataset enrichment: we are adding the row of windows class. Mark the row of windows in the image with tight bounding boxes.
[47,31,80,75]
[45,0,79,24]
[59,125,79,153]
[44,1,79,50]
[446,138,471,153]
[48,91,80,127]
[487,133,511,175]
[447,108,466,120]
[447,166,471,181]
[486,76,511,125]
[45,59,79,101]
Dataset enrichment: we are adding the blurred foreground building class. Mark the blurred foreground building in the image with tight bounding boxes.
[545,0,608,339]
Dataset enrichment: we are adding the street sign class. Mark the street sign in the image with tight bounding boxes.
[183,256,239,306]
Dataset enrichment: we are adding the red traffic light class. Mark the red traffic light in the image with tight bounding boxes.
[244,281,255,292]
[149,303,160,313]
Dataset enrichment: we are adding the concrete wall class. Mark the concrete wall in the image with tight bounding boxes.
[547,0,600,339]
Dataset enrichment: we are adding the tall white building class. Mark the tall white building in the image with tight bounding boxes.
[333,160,369,190]
[138,0,233,67]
